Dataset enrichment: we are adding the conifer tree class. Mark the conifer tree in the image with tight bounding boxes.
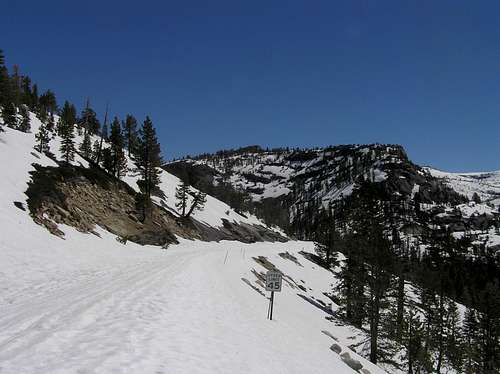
[58,101,76,163]
[101,147,114,173]
[123,114,138,156]
[39,90,57,115]
[2,102,17,128]
[463,306,480,373]
[18,105,30,132]
[78,100,100,135]
[80,130,92,160]
[57,101,76,136]
[132,116,163,220]
[186,191,207,218]
[0,50,11,113]
[175,180,190,217]
[35,122,50,153]
[92,139,101,162]
[96,105,109,165]
[109,116,127,178]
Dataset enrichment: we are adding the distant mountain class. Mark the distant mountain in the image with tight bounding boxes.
[167,144,499,257]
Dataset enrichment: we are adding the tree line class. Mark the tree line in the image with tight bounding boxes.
[1,49,207,222]
[312,181,500,373]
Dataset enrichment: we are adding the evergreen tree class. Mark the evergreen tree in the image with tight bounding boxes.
[0,49,11,112]
[58,101,76,163]
[463,306,480,373]
[175,180,190,217]
[2,102,17,128]
[46,113,55,136]
[92,139,101,162]
[96,105,109,165]
[444,300,463,371]
[101,147,114,173]
[18,105,30,132]
[57,101,76,136]
[132,116,163,220]
[186,191,207,218]
[78,100,100,135]
[109,116,127,178]
[38,89,57,115]
[123,114,138,156]
[35,122,50,153]
[79,130,92,159]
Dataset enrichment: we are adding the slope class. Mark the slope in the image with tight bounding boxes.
[0,116,388,373]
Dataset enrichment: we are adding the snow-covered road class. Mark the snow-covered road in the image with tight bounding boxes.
[0,122,385,374]
[0,239,371,374]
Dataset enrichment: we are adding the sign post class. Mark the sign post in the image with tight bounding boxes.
[265,271,282,320]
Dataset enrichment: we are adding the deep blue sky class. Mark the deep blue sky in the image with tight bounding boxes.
[2,1,499,171]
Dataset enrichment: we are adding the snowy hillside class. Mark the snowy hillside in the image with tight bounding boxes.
[425,167,500,208]
[176,144,400,205]
[0,115,391,373]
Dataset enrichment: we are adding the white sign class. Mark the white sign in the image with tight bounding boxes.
[265,271,282,292]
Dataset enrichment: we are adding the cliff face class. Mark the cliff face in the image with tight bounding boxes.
[167,144,500,256]
[25,164,287,246]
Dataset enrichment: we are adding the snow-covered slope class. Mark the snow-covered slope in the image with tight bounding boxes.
[0,118,388,373]
[425,167,500,208]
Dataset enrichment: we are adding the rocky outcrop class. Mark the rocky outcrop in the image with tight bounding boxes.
[25,164,287,246]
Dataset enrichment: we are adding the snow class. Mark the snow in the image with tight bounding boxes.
[0,116,387,373]
[425,167,500,208]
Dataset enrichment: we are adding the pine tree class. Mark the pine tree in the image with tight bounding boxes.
[101,147,114,173]
[79,130,92,159]
[132,116,163,220]
[96,105,109,165]
[463,306,480,373]
[18,105,30,132]
[38,89,57,115]
[2,102,17,129]
[78,100,100,135]
[123,114,138,156]
[57,101,76,137]
[58,101,76,163]
[0,50,11,116]
[92,139,101,162]
[109,116,127,178]
[46,113,55,136]
[444,300,463,371]
[35,122,50,153]
[186,191,207,218]
[175,180,190,217]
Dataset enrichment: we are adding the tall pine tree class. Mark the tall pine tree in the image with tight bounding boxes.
[132,116,162,221]
[109,116,127,178]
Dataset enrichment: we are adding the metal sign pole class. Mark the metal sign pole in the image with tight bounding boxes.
[265,270,282,320]
[270,291,275,320]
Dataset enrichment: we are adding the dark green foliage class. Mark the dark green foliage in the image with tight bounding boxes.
[109,117,127,178]
[123,114,138,156]
[186,190,207,218]
[132,116,163,220]
[79,130,92,160]
[58,101,76,163]
[39,90,57,114]
[101,147,114,173]
[18,105,30,132]
[78,101,100,135]
[92,139,101,162]
[35,122,50,153]
[2,102,17,128]
[175,180,190,217]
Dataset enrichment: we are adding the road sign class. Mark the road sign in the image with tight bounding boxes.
[265,271,282,292]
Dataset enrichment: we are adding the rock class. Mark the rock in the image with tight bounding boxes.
[330,343,342,354]
[360,369,371,374]
[340,352,363,371]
